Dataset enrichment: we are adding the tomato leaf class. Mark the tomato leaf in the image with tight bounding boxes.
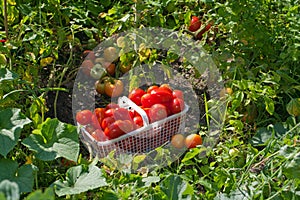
[0,68,18,82]
[142,176,160,187]
[160,174,193,200]
[264,96,274,115]
[250,127,273,146]
[53,164,107,197]
[0,180,19,200]
[0,159,36,193]
[24,187,55,200]
[214,189,250,200]
[181,148,201,162]
[0,108,31,157]
[22,118,79,162]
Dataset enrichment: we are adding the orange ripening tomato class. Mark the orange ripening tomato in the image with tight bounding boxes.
[185,134,202,149]
[104,79,124,97]
[171,134,186,149]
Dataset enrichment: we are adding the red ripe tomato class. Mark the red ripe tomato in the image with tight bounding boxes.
[106,103,119,110]
[133,115,144,127]
[172,90,184,100]
[205,23,212,31]
[104,121,124,139]
[149,104,168,123]
[161,102,172,116]
[101,116,115,130]
[147,85,159,93]
[76,110,93,125]
[80,60,94,76]
[150,88,173,104]
[141,93,159,108]
[94,108,105,125]
[91,114,101,129]
[104,120,134,139]
[90,129,108,142]
[113,108,132,121]
[142,107,151,119]
[118,120,135,133]
[104,108,115,118]
[129,88,146,106]
[170,98,185,114]
[185,134,202,149]
[189,16,201,32]
[129,110,135,119]
[159,84,173,94]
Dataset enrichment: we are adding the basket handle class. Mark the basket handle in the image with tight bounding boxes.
[118,96,150,126]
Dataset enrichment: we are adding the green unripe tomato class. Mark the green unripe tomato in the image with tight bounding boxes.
[90,64,106,79]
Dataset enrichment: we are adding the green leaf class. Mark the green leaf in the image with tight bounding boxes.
[53,164,107,197]
[160,174,193,200]
[0,108,31,157]
[142,176,160,187]
[250,127,273,146]
[0,193,5,200]
[100,191,119,200]
[0,68,18,82]
[283,151,300,179]
[24,187,55,200]
[214,189,249,200]
[22,118,79,162]
[0,180,20,200]
[0,159,35,193]
[181,148,201,162]
[264,96,274,115]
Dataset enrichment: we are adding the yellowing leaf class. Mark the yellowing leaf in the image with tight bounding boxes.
[40,57,54,67]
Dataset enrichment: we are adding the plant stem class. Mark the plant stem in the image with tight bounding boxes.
[3,0,8,39]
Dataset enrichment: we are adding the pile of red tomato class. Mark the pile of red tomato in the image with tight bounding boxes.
[76,84,186,142]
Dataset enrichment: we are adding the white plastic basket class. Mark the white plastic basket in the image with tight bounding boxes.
[80,96,189,158]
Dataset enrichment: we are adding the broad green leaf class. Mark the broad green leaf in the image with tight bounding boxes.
[24,187,55,200]
[53,164,107,197]
[100,191,119,200]
[0,180,20,200]
[142,176,160,187]
[0,159,35,193]
[0,193,5,200]
[160,174,193,200]
[250,127,272,146]
[282,150,300,179]
[0,68,18,82]
[181,148,201,162]
[22,118,79,162]
[279,145,296,159]
[0,108,31,157]
[214,189,249,200]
